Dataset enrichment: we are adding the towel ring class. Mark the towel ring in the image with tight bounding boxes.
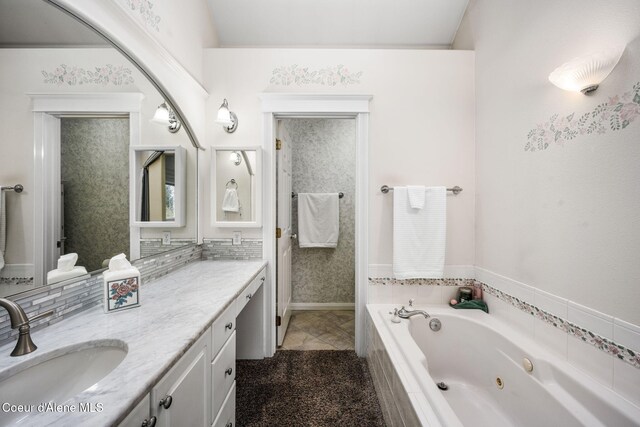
[226,179,238,190]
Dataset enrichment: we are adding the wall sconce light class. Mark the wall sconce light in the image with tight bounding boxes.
[548,50,622,95]
[229,151,242,166]
[215,99,238,133]
[151,102,181,133]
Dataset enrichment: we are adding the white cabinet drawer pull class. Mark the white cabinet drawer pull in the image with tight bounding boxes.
[159,395,173,409]
[225,322,233,330]
[225,367,233,376]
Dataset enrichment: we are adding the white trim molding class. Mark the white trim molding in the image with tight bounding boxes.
[289,303,355,311]
[261,93,372,358]
[30,92,145,113]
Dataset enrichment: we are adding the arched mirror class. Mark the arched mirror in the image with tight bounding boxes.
[0,0,200,297]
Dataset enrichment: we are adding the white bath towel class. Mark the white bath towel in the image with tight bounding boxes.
[222,188,240,212]
[0,191,5,272]
[298,193,339,248]
[393,186,446,279]
[407,185,426,209]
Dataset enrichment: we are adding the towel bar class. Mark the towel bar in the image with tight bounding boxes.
[292,192,344,199]
[380,185,462,195]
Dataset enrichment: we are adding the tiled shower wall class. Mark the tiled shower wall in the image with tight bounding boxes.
[0,244,202,348]
[281,118,356,304]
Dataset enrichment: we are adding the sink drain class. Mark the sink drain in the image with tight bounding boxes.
[495,377,504,389]
[436,382,448,391]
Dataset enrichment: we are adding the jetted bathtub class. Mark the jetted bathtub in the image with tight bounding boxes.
[366,304,640,427]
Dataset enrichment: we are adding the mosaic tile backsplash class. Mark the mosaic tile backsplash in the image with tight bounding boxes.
[0,244,202,348]
[202,238,263,260]
[369,277,639,370]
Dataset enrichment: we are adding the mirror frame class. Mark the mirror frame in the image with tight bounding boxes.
[211,146,262,228]
[130,146,187,228]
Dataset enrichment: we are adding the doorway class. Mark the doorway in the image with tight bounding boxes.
[261,93,371,357]
[276,118,357,350]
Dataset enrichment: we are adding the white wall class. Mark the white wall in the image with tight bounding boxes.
[201,49,476,268]
[0,49,198,268]
[455,0,640,325]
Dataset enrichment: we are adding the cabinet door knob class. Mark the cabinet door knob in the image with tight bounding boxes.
[225,422,233,427]
[225,367,233,376]
[142,416,157,427]
[159,395,173,409]
[225,322,233,330]
[246,293,252,300]
[261,276,266,282]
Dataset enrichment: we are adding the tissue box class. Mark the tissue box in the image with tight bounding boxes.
[104,275,140,313]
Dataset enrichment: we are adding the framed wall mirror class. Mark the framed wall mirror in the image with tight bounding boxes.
[131,146,187,227]
[0,0,200,296]
[211,146,261,228]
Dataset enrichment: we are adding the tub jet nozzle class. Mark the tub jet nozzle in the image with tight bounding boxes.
[436,382,448,391]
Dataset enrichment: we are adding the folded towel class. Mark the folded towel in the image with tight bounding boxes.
[298,193,339,248]
[47,266,88,285]
[222,188,240,212]
[407,185,426,209]
[450,299,489,313]
[57,253,78,272]
[393,186,446,279]
[0,191,5,272]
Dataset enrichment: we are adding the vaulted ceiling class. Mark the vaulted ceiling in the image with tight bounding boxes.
[207,0,469,48]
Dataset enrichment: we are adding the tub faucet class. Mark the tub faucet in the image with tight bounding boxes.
[397,299,430,319]
[0,298,53,357]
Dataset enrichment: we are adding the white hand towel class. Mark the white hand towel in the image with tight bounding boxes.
[393,186,446,279]
[222,188,240,213]
[298,193,339,248]
[0,190,5,272]
[407,185,426,209]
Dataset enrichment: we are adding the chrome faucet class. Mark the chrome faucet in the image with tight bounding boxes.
[397,299,430,319]
[0,298,53,357]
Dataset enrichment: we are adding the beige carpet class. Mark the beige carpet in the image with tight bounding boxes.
[237,350,385,427]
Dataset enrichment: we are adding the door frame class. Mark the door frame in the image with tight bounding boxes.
[30,92,143,287]
[260,94,372,357]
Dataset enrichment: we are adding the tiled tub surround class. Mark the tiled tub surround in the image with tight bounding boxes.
[0,259,267,426]
[366,304,640,427]
[0,244,202,347]
[202,238,263,260]
[368,276,640,408]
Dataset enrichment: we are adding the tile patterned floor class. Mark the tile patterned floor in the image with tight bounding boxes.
[281,310,355,350]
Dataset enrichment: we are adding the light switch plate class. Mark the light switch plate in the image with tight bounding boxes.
[232,231,242,245]
[162,231,171,245]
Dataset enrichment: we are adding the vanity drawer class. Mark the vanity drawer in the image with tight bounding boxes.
[236,268,266,315]
[211,303,235,359]
[212,331,236,417]
[212,382,236,427]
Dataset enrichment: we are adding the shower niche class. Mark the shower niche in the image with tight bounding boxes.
[211,146,262,227]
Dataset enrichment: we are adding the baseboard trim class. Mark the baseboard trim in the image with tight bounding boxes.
[0,264,34,278]
[290,303,355,311]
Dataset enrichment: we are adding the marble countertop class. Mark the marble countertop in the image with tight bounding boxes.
[0,259,267,426]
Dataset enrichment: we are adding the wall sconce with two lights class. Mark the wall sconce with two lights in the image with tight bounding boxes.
[548,49,623,95]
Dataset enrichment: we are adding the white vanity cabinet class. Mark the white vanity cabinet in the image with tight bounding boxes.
[119,394,154,427]
[151,329,211,427]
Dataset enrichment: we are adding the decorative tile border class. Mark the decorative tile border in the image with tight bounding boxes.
[202,238,263,260]
[270,65,363,86]
[368,278,640,369]
[368,277,474,287]
[122,0,161,31]
[525,81,640,152]
[42,64,135,86]
[0,244,202,348]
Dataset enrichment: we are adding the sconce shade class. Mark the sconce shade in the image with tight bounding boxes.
[548,50,622,94]
[214,99,238,133]
[152,102,171,125]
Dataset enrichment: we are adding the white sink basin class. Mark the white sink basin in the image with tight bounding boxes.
[0,339,127,425]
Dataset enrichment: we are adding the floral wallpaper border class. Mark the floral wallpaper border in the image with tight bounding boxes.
[270,64,363,86]
[526,82,640,152]
[42,64,135,86]
[123,0,161,32]
[369,278,640,370]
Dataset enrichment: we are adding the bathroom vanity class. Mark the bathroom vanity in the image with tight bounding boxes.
[0,260,267,426]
